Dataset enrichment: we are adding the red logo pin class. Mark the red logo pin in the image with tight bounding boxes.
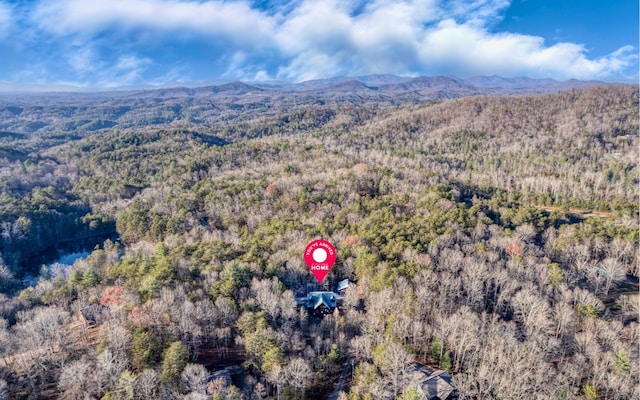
[304,239,337,283]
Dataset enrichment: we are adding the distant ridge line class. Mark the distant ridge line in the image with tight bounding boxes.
[0,74,613,95]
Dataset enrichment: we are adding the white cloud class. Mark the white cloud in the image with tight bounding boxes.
[277,50,346,81]
[439,0,510,25]
[273,0,439,79]
[418,19,637,79]
[92,55,154,87]
[64,43,153,87]
[276,0,354,55]
[115,55,151,71]
[271,0,635,81]
[22,0,640,83]
[0,2,14,37]
[32,0,276,48]
[68,45,101,73]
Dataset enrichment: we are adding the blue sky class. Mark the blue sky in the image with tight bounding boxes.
[0,0,637,89]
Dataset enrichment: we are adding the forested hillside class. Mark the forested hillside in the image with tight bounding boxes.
[0,83,638,399]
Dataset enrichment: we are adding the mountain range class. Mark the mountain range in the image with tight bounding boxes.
[1,74,605,95]
[158,74,605,96]
[0,74,620,135]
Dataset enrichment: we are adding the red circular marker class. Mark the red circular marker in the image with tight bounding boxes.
[304,239,337,283]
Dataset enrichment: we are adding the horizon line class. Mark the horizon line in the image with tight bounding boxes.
[0,73,635,95]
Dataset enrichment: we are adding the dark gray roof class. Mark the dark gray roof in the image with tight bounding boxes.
[306,291,337,309]
[412,366,455,400]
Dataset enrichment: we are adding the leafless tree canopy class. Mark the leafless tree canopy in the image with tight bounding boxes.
[0,83,637,399]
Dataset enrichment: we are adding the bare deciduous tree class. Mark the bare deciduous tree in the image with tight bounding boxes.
[600,257,626,295]
[58,358,91,398]
[0,379,8,400]
[284,357,313,397]
[180,363,209,394]
[511,287,551,336]
[134,369,159,400]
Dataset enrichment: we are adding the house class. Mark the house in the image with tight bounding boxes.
[305,291,340,317]
[294,280,353,317]
[410,365,456,400]
[336,279,351,295]
[79,304,110,327]
[205,366,244,396]
[206,369,232,396]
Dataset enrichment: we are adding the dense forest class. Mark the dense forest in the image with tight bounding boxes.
[0,81,638,399]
